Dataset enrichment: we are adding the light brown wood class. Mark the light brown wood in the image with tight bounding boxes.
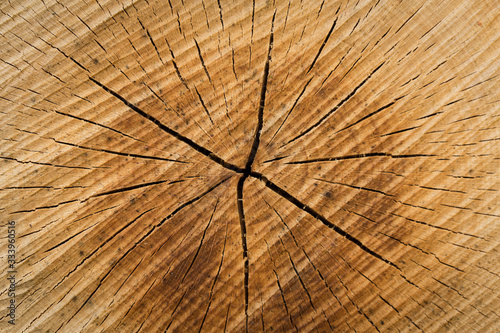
[1,0,499,331]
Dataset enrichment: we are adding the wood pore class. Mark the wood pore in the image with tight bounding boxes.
[0,0,499,332]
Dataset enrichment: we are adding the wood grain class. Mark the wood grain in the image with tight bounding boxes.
[0,0,499,331]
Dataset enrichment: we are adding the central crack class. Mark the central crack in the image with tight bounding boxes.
[237,11,275,331]
[89,11,399,331]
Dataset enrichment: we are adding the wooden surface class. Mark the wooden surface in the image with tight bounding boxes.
[1,0,499,331]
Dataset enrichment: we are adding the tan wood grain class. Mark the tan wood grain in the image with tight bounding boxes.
[0,0,499,331]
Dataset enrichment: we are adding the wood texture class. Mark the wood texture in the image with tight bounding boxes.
[0,0,499,331]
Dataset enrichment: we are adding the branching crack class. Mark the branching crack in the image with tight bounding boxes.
[85,13,404,327]
[234,13,276,331]
[67,7,456,329]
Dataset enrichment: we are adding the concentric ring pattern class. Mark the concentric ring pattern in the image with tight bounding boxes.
[0,0,499,332]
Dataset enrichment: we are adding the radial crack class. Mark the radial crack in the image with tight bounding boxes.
[85,179,184,201]
[198,217,229,332]
[236,175,250,332]
[178,200,219,285]
[52,138,187,163]
[265,239,299,332]
[89,77,244,174]
[1,155,91,170]
[286,152,435,164]
[165,38,189,89]
[234,14,276,331]
[280,238,316,311]
[251,172,399,269]
[78,176,230,326]
[194,38,212,84]
[217,0,224,30]
[245,11,275,172]
[268,77,313,146]
[53,110,140,141]
[47,209,155,293]
[194,86,214,124]
[282,62,385,148]
[307,17,337,74]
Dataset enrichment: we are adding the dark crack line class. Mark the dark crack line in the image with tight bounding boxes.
[89,77,244,174]
[382,232,464,273]
[236,175,250,332]
[165,288,190,332]
[262,155,290,164]
[10,199,81,214]
[282,62,385,148]
[18,218,59,239]
[63,178,228,329]
[380,125,421,137]
[36,7,438,329]
[264,239,299,332]
[138,18,167,67]
[283,1,291,32]
[143,82,183,118]
[268,77,313,147]
[52,110,140,141]
[114,301,137,329]
[165,38,189,90]
[314,178,392,196]
[394,4,424,35]
[335,99,401,133]
[11,126,173,164]
[13,180,180,214]
[194,86,214,125]
[286,152,435,164]
[113,258,143,298]
[38,37,89,73]
[51,138,188,163]
[390,212,486,240]
[335,274,381,332]
[250,172,399,269]
[47,209,155,295]
[245,11,275,172]
[279,238,317,312]
[194,38,213,84]
[235,14,276,331]
[0,156,92,170]
[223,302,231,333]
[217,0,224,30]
[307,17,338,74]
[26,206,119,256]
[84,179,185,201]
[198,217,229,333]
[178,199,219,285]
[264,199,349,316]
[159,177,229,229]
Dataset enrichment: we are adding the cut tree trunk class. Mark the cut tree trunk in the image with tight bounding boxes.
[0,0,499,332]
